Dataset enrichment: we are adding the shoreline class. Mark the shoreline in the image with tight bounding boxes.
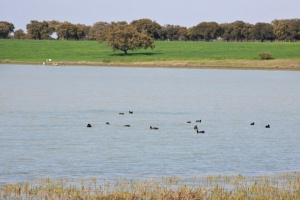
[1,59,300,71]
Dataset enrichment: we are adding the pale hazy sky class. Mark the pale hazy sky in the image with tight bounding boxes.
[2,0,299,30]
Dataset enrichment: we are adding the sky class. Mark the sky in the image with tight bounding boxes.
[1,0,299,31]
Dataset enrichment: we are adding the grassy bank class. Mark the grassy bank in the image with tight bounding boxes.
[1,39,300,70]
[1,173,300,199]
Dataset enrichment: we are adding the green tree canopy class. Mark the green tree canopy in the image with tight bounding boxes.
[231,21,253,41]
[26,20,54,40]
[220,23,235,41]
[89,22,111,40]
[159,25,188,41]
[272,19,300,41]
[4,18,300,41]
[103,23,155,55]
[287,19,300,40]
[159,25,174,40]
[272,19,288,40]
[0,21,15,38]
[13,29,26,39]
[55,22,85,40]
[189,22,221,41]
[77,24,90,40]
[251,22,274,41]
[130,18,161,39]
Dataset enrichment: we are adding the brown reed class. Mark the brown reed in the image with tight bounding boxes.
[1,172,300,200]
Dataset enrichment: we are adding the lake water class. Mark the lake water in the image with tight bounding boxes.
[0,64,300,184]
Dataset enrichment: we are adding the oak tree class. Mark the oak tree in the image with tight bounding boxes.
[189,22,221,41]
[220,23,235,41]
[26,20,54,40]
[272,19,288,40]
[0,21,15,38]
[56,22,85,40]
[130,18,161,39]
[103,23,155,55]
[286,19,300,41]
[159,24,188,41]
[89,21,111,40]
[251,22,274,41]
[231,21,253,41]
[13,29,26,39]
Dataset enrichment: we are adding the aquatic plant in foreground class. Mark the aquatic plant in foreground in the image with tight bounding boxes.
[1,173,300,199]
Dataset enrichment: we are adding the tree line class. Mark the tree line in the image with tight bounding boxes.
[1,18,300,42]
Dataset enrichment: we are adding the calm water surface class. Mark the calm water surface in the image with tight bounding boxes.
[0,64,300,183]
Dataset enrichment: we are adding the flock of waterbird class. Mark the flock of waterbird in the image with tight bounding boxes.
[86,111,206,133]
[250,122,270,128]
[86,111,271,133]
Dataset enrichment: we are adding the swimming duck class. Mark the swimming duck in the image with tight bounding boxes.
[106,122,110,125]
[123,125,130,127]
[265,124,270,128]
[194,125,198,130]
[196,120,201,123]
[150,126,159,130]
[187,121,191,123]
[129,111,133,114]
[197,130,205,133]
[87,124,92,128]
[250,122,255,125]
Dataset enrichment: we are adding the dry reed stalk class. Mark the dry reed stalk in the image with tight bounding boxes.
[1,173,300,199]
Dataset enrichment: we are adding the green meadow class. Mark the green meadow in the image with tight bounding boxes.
[1,39,300,67]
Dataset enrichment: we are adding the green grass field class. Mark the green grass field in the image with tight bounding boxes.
[1,39,300,64]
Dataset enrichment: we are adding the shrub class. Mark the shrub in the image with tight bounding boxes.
[259,52,273,60]
[102,58,111,63]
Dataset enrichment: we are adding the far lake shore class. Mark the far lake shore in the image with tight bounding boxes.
[1,59,300,71]
[1,40,300,71]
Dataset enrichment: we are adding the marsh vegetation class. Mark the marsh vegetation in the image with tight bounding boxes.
[1,173,300,199]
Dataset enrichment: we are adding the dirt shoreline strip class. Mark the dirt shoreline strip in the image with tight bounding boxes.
[1,59,300,71]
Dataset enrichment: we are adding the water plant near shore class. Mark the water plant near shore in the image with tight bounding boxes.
[1,173,300,199]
